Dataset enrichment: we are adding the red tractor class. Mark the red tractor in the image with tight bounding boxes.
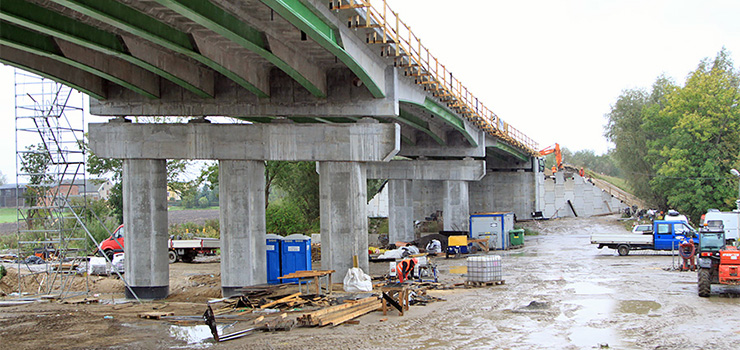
[697,226,740,297]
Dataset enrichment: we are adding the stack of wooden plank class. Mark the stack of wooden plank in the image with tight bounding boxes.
[297,296,381,327]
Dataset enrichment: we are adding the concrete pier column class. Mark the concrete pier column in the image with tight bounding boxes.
[319,161,368,280]
[443,180,470,232]
[123,159,168,299]
[219,160,266,297]
[388,179,414,243]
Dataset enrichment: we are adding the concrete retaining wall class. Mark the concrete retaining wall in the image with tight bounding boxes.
[542,173,625,218]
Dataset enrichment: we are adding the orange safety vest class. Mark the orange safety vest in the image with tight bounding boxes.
[396,258,418,283]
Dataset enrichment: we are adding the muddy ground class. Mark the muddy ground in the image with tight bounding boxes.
[1,215,740,349]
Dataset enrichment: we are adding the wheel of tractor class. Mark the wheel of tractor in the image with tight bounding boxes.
[168,250,178,264]
[617,245,630,256]
[104,249,114,261]
[698,268,711,297]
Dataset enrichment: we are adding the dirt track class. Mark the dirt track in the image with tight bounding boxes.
[2,215,740,349]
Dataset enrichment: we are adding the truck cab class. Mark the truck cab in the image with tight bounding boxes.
[653,221,697,250]
[99,225,125,259]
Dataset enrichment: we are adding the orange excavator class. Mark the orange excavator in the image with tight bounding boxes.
[539,143,562,173]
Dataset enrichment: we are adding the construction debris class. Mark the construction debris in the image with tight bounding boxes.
[297,296,381,327]
[139,311,175,320]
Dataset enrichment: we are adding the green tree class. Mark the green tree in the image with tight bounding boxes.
[272,161,320,225]
[650,49,740,222]
[605,75,676,208]
[265,198,311,235]
[606,49,740,223]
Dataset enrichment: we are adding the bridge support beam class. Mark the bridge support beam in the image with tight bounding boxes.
[123,159,169,300]
[219,160,266,297]
[319,161,368,282]
[388,180,414,243]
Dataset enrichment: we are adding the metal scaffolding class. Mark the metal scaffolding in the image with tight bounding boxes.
[14,69,90,298]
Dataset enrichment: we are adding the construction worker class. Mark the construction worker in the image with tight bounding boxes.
[679,238,696,271]
[396,257,418,283]
[551,165,557,174]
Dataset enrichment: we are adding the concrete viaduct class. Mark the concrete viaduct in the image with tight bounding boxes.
[1,0,543,299]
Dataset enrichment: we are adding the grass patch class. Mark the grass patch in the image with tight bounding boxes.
[0,207,19,224]
[590,172,633,195]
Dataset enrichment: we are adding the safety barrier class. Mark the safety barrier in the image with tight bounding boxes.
[331,0,539,155]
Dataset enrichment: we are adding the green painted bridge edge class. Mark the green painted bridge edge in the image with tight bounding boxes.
[397,109,445,145]
[0,21,158,98]
[0,0,212,98]
[155,0,326,98]
[260,0,385,98]
[0,57,105,100]
[49,0,269,98]
[492,142,528,162]
[400,98,477,147]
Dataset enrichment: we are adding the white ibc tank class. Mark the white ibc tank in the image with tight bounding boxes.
[467,255,503,282]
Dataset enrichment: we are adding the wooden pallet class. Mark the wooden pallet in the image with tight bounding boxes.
[465,280,505,288]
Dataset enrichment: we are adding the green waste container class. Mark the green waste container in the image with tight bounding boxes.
[509,229,524,246]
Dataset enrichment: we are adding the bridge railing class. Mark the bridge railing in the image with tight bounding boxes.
[336,0,539,154]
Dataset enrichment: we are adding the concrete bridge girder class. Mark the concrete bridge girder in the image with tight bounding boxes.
[121,36,216,98]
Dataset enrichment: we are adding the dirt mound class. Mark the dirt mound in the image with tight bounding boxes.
[166,272,221,302]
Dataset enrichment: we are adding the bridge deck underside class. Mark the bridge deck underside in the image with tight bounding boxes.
[0,0,536,159]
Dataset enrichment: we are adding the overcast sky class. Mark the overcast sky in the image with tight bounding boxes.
[1,0,739,181]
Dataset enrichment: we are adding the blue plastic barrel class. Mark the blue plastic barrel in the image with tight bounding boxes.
[281,234,312,283]
[266,234,283,284]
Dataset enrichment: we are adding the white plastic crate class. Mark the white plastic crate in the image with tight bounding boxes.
[467,255,503,282]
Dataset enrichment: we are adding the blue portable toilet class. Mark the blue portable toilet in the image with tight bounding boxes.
[281,234,312,283]
[266,234,283,284]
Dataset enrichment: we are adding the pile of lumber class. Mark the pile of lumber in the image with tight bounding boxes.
[297,296,381,327]
[209,292,333,316]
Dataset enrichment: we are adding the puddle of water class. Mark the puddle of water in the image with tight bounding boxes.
[567,298,614,321]
[524,326,569,348]
[569,326,615,349]
[169,325,225,346]
[617,300,661,315]
[568,281,613,295]
[449,266,467,274]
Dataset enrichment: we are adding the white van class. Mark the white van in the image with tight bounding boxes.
[702,210,740,243]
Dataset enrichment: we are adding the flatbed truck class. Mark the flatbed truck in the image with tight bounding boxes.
[591,220,697,256]
[98,225,219,263]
